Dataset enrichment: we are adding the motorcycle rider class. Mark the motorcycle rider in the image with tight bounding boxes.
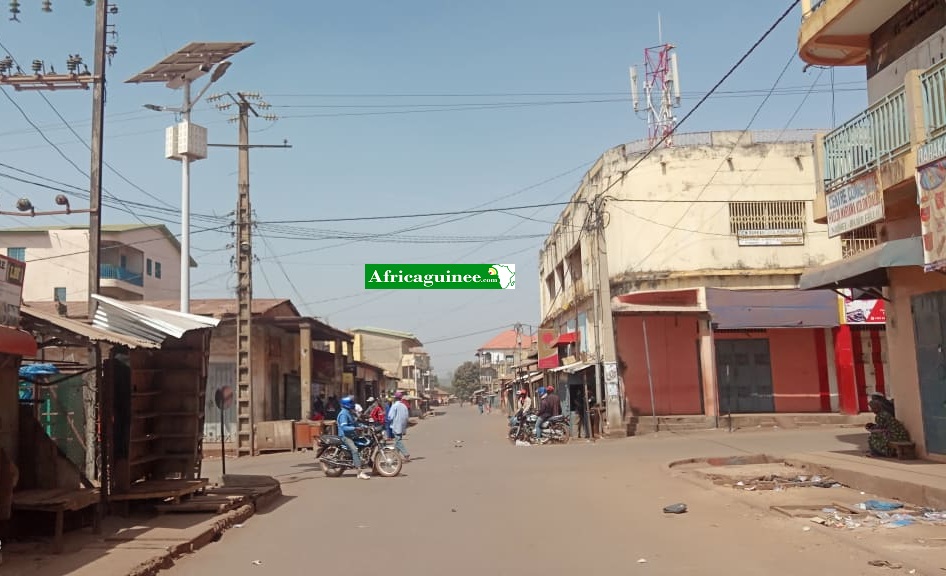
[515,388,532,418]
[534,386,561,443]
[367,397,386,426]
[338,395,371,479]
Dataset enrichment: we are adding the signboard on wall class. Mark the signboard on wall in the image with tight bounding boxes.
[839,289,885,325]
[826,172,884,238]
[0,254,25,329]
[537,328,559,370]
[916,157,946,271]
[736,228,805,246]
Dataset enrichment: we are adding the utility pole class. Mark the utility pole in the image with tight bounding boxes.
[208,92,287,457]
[588,194,622,436]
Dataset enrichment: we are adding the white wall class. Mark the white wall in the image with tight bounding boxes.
[539,132,841,322]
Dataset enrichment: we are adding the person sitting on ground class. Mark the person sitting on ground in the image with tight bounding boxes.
[865,396,910,458]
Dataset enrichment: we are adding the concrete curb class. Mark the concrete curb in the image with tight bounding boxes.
[784,456,946,510]
[124,484,283,576]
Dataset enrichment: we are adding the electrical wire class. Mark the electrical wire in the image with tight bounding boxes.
[626,48,801,270]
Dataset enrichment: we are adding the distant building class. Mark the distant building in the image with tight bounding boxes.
[0,224,195,303]
[349,327,429,396]
[475,329,536,408]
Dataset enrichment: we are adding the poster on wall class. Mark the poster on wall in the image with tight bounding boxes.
[0,254,25,329]
[604,361,619,398]
[826,172,884,238]
[916,157,946,271]
[537,328,559,369]
[839,289,885,324]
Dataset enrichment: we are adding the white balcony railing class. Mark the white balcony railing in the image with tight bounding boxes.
[823,86,910,188]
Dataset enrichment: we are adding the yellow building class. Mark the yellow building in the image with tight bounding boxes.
[797,0,946,460]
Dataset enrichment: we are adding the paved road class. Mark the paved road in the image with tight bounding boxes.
[172,407,897,575]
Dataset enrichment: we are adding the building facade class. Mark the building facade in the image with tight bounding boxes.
[350,327,429,396]
[539,130,884,429]
[0,224,194,303]
[797,0,946,459]
[475,329,536,408]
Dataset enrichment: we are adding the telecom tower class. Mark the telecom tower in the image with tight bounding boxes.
[630,21,681,147]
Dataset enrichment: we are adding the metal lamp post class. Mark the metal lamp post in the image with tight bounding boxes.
[126,42,252,313]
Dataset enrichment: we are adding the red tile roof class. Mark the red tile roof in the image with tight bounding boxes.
[478,329,535,351]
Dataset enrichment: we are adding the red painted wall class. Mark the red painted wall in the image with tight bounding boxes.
[715,329,826,413]
[615,315,702,416]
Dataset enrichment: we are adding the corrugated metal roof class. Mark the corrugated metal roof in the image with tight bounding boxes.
[351,326,420,342]
[139,298,299,319]
[91,295,220,344]
[21,305,159,349]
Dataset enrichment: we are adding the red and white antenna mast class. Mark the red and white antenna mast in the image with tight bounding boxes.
[630,14,681,147]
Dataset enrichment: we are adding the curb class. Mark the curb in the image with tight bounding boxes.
[124,484,282,576]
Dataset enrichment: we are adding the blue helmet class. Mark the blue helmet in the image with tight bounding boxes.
[537,386,547,396]
[340,395,355,410]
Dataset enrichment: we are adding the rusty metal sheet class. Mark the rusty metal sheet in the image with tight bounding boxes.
[705,288,840,330]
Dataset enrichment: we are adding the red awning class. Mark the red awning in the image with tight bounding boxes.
[0,326,37,357]
[553,332,578,346]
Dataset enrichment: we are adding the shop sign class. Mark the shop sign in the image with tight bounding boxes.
[916,157,946,271]
[826,172,884,238]
[918,131,946,165]
[839,290,885,325]
[0,254,25,328]
[537,328,559,369]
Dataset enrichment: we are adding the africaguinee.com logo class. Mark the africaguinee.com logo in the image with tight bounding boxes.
[365,264,515,290]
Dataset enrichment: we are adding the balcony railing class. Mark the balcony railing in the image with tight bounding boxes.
[823,86,910,187]
[922,59,946,139]
[100,263,143,287]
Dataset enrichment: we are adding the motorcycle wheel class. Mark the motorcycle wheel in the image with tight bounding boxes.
[372,447,403,477]
[319,447,346,477]
[508,427,519,444]
[550,422,571,444]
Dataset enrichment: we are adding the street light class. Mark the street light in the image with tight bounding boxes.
[126,42,252,314]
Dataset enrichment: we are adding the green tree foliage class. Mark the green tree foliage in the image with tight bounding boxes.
[451,361,480,399]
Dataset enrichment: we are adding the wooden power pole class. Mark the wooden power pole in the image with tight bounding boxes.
[208,92,287,457]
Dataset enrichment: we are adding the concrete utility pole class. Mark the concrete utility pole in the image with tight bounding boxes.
[208,92,286,457]
[588,194,622,435]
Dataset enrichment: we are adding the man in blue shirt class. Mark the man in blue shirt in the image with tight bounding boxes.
[387,391,411,461]
[338,395,370,479]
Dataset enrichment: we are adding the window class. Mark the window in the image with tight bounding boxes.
[154,262,162,279]
[6,247,25,261]
[728,201,806,246]
[545,273,556,300]
[54,287,66,303]
[146,258,153,276]
[119,254,127,269]
[566,247,583,282]
[840,224,878,258]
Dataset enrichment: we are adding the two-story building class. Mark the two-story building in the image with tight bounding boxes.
[0,224,193,303]
[350,327,429,396]
[539,130,885,433]
[475,329,536,409]
[796,0,946,460]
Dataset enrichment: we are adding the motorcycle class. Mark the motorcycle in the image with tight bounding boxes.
[508,412,571,445]
[316,424,403,477]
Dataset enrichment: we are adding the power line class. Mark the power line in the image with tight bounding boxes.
[590,0,803,203]
[258,201,580,224]
[627,48,800,270]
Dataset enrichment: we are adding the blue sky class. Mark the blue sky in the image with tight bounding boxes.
[0,0,867,375]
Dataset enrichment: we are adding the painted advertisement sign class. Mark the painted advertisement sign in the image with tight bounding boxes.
[826,172,884,238]
[537,328,559,370]
[839,289,885,325]
[0,254,25,328]
[916,157,946,271]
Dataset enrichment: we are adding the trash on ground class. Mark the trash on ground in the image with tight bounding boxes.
[859,500,904,511]
[637,558,647,564]
[663,503,687,514]
[252,560,263,566]
[515,440,530,447]
[726,474,842,491]
[867,559,902,569]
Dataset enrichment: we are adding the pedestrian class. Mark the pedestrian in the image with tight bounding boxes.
[388,391,411,462]
[367,397,385,425]
[476,396,483,414]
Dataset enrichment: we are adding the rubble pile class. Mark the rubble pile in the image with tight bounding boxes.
[732,474,843,491]
[810,501,946,530]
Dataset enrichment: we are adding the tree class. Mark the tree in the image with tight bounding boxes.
[452,361,480,400]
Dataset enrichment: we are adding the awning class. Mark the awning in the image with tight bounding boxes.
[798,237,923,291]
[0,325,37,357]
[21,305,159,349]
[91,294,220,344]
[529,372,544,384]
[553,332,578,346]
[549,360,593,374]
[705,288,840,329]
